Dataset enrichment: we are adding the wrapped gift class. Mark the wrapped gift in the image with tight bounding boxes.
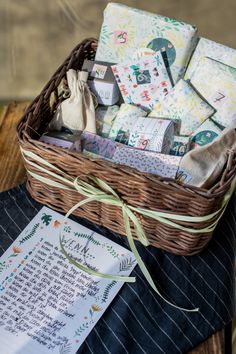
[39,131,81,151]
[109,103,147,143]
[170,135,190,156]
[157,79,215,135]
[185,37,236,80]
[82,59,120,105]
[95,3,198,83]
[111,52,172,111]
[112,146,181,178]
[190,57,236,127]
[128,117,174,153]
[148,108,181,134]
[96,105,119,137]
[190,118,223,148]
[81,132,120,159]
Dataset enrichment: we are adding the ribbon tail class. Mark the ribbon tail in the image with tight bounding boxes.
[60,195,136,283]
[122,205,199,313]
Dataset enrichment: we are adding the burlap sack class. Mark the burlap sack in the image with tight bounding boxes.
[178,128,236,188]
[49,69,96,134]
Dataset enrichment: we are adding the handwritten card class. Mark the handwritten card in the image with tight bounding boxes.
[0,207,136,354]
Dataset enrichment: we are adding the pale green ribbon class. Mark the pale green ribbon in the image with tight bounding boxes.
[20,148,236,312]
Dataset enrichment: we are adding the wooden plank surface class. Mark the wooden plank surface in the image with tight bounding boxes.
[0,102,229,353]
[0,101,28,192]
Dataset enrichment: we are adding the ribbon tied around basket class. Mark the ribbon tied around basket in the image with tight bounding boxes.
[21,148,236,312]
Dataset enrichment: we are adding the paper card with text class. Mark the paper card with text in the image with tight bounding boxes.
[0,207,136,354]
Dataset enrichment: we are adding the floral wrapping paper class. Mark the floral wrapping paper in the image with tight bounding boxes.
[128,117,174,154]
[96,105,120,137]
[190,118,222,148]
[184,37,236,80]
[81,132,120,159]
[109,103,147,143]
[153,79,215,135]
[190,57,236,127]
[112,146,181,178]
[95,3,198,84]
[111,52,172,111]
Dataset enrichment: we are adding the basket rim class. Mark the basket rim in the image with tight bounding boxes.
[16,37,236,201]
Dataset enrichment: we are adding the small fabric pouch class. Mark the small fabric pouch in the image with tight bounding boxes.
[156,79,215,135]
[190,57,236,127]
[177,128,236,188]
[190,118,222,149]
[109,103,147,143]
[96,105,120,137]
[49,70,97,135]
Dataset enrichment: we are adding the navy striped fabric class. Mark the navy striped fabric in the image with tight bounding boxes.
[0,184,235,354]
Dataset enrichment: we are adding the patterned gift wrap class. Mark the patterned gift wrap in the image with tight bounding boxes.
[170,135,190,156]
[111,52,172,111]
[185,37,236,80]
[128,117,174,154]
[96,3,198,83]
[190,57,236,127]
[190,118,223,148]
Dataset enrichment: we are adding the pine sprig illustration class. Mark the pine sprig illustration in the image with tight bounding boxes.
[0,261,6,275]
[19,223,40,245]
[101,280,117,303]
[119,257,136,272]
[106,245,119,259]
[59,342,72,354]
[74,322,89,337]
[74,232,101,246]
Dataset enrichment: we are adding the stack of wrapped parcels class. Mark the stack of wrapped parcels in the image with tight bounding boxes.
[41,2,236,189]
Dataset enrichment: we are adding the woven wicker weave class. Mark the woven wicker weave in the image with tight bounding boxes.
[17,38,236,256]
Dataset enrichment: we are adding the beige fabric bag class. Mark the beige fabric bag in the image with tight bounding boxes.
[177,128,236,188]
[49,69,96,135]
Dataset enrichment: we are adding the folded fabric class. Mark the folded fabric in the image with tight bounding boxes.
[96,105,120,137]
[128,117,174,154]
[170,135,190,156]
[178,128,236,188]
[109,103,147,143]
[185,37,236,80]
[49,70,96,135]
[111,52,172,111]
[113,146,181,178]
[95,3,198,83]
[190,57,236,127]
[157,79,215,135]
[190,118,222,149]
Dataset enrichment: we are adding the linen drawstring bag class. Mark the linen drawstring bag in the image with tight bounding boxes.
[49,69,97,135]
[177,128,236,188]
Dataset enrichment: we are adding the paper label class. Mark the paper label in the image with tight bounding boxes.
[0,207,136,354]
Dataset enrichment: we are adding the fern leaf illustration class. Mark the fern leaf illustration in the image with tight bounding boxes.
[101,280,117,303]
[19,223,40,245]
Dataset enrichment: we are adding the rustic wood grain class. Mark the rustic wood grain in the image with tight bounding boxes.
[0,101,28,191]
[0,102,231,352]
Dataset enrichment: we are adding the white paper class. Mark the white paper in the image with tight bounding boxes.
[0,207,136,354]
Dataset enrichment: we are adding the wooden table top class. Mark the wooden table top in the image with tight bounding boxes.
[0,101,226,353]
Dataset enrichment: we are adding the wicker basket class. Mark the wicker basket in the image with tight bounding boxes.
[17,38,236,256]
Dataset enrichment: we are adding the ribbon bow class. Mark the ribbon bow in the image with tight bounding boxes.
[21,148,236,312]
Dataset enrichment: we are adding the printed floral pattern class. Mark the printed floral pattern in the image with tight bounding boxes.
[184,37,236,80]
[113,146,181,178]
[95,3,197,83]
[190,118,222,148]
[128,117,174,153]
[190,57,236,127]
[111,52,172,111]
[156,79,215,135]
